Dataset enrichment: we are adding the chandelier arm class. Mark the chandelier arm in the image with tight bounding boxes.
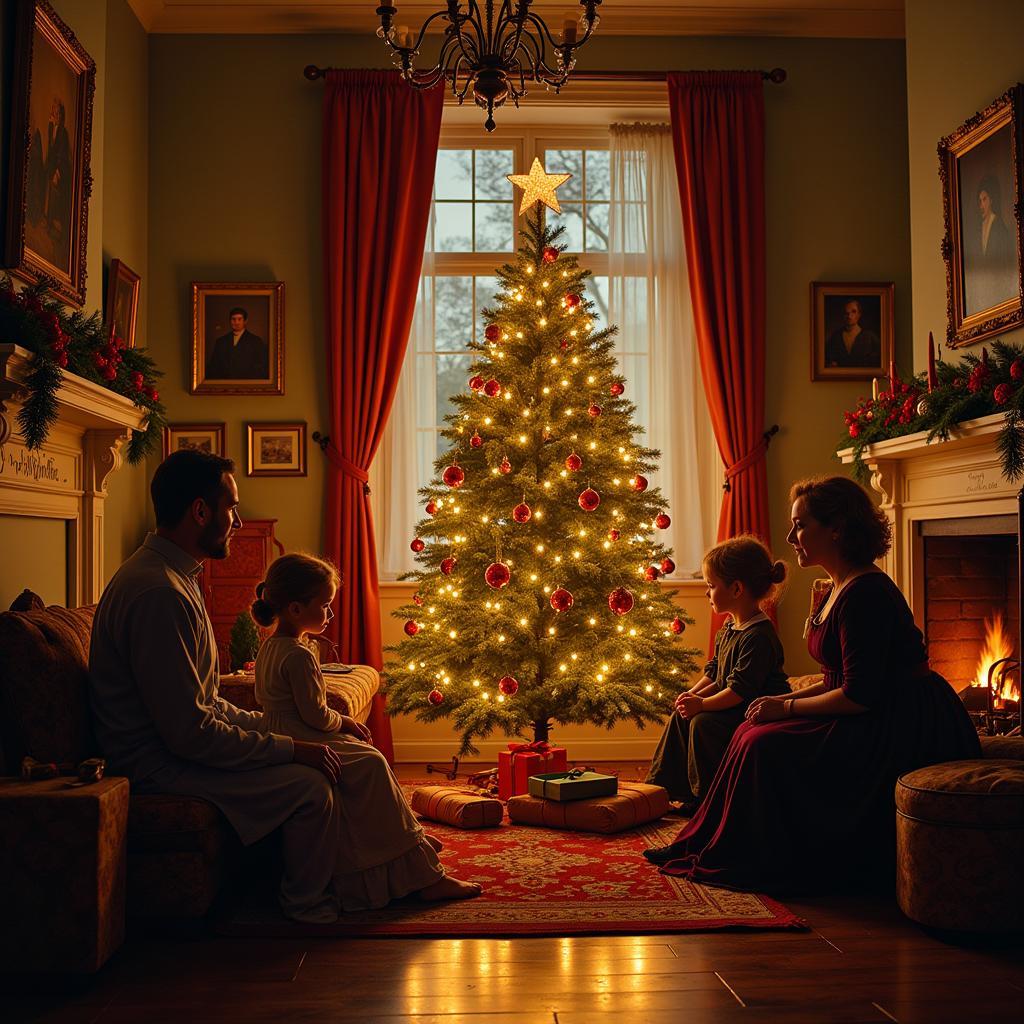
[498,0,532,62]
[382,8,452,56]
[513,31,556,85]
[452,55,476,102]
[396,30,462,89]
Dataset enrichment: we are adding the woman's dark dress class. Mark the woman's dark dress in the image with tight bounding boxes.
[647,616,789,803]
[647,572,980,893]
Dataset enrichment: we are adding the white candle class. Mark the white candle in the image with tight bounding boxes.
[871,377,879,402]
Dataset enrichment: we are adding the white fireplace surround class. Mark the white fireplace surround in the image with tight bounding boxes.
[840,413,1017,627]
[0,344,146,606]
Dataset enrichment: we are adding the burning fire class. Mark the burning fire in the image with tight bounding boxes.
[972,614,1019,707]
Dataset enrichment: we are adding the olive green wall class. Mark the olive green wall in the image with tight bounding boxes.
[905,0,1024,370]
[146,33,910,673]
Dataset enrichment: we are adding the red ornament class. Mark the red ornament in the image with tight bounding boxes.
[498,675,520,695]
[484,324,502,342]
[542,246,559,264]
[427,688,444,706]
[560,339,570,350]
[610,382,625,396]
[485,561,511,589]
[443,463,465,488]
[565,452,582,472]
[469,374,485,391]
[632,475,648,493]
[588,404,602,418]
[404,620,420,636]
[410,538,425,553]
[654,513,671,529]
[661,557,676,575]
[440,556,457,575]
[995,382,1013,405]
[644,565,661,582]
[512,501,532,523]
[470,431,483,448]
[550,587,574,612]
[413,594,424,606]
[1012,360,1024,381]
[670,616,686,635]
[483,378,502,397]
[578,487,601,512]
[608,529,620,541]
[608,587,635,616]
[425,500,437,516]
[565,293,582,309]
[499,456,512,474]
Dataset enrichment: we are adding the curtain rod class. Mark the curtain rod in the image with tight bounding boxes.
[303,66,787,84]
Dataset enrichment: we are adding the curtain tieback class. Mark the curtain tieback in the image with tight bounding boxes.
[723,425,779,491]
[324,442,371,494]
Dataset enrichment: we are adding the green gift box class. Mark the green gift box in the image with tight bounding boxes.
[527,770,618,801]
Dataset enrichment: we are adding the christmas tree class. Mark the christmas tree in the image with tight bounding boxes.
[229,611,260,672]
[384,160,701,755]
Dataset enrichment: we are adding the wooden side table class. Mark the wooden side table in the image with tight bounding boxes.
[0,776,129,973]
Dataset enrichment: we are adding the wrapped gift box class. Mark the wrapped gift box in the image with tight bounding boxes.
[527,770,618,802]
[507,783,670,834]
[410,786,503,829]
[497,743,567,801]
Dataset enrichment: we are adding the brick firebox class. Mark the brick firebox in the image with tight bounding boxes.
[924,528,1019,692]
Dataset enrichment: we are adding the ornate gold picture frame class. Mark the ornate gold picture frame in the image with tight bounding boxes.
[247,422,306,477]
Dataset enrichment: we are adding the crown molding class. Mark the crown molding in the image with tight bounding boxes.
[125,2,905,39]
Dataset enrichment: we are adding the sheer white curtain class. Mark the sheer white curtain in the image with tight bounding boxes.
[370,252,435,578]
[608,123,720,574]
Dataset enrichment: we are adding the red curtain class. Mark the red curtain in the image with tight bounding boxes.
[667,72,770,644]
[321,71,443,761]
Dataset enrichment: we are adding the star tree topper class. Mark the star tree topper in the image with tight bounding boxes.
[506,157,572,215]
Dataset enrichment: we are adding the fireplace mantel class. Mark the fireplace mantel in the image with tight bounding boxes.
[0,344,147,605]
[839,413,1016,625]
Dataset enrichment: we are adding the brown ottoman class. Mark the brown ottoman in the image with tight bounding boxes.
[507,782,670,834]
[895,760,1024,932]
[0,776,129,973]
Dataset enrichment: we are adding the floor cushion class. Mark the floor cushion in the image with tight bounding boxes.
[507,782,670,834]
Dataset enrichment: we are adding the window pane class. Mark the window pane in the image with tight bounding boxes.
[435,276,474,349]
[433,202,472,252]
[475,149,514,199]
[475,202,514,251]
[585,149,610,200]
[619,352,649,433]
[435,150,472,200]
[436,353,473,423]
[588,275,609,326]
[549,203,583,251]
[474,276,502,337]
[585,201,609,252]
[544,149,583,200]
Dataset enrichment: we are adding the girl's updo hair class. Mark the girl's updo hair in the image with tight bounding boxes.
[251,553,341,628]
[702,534,788,606]
[789,476,892,566]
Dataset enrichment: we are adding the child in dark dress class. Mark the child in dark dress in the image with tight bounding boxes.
[647,536,790,815]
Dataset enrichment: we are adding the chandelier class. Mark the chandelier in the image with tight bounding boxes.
[376,1,601,132]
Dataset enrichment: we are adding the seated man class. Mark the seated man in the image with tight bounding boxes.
[88,449,343,923]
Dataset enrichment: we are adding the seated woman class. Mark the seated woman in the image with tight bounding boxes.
[644,476,980,893]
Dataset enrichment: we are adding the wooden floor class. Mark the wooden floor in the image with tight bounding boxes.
[6,764,1023,1024]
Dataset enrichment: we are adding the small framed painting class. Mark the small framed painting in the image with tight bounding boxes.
[163,423,226,459]
[4,0,96,307]
[191,281,284,396]
[247,422,306,477]
[939,84,1024,347]
[104,258,140,348]
[810,282,894,382]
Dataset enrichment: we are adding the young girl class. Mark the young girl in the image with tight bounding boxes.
[646,536,790,815]
[252,553,481,910]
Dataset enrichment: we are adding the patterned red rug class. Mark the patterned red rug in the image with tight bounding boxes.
[218,785,806,937]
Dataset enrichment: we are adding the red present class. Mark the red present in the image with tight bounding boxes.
[498,741,567,801]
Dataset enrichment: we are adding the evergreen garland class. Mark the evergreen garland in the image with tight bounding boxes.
[838,339,1024,483]
[0,275,165,463]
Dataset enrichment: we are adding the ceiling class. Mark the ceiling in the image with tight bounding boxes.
[125,1,905,38]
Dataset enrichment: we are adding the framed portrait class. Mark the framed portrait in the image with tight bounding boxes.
[104,259,140,348]
[247,423,307,478]
[163,423,226,459]
[191,281,284,396]
[4,1,96,307]
[810,282,894,382]
[939,85,1024,348]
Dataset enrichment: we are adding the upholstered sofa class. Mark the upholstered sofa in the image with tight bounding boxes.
[0,591,379,919]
